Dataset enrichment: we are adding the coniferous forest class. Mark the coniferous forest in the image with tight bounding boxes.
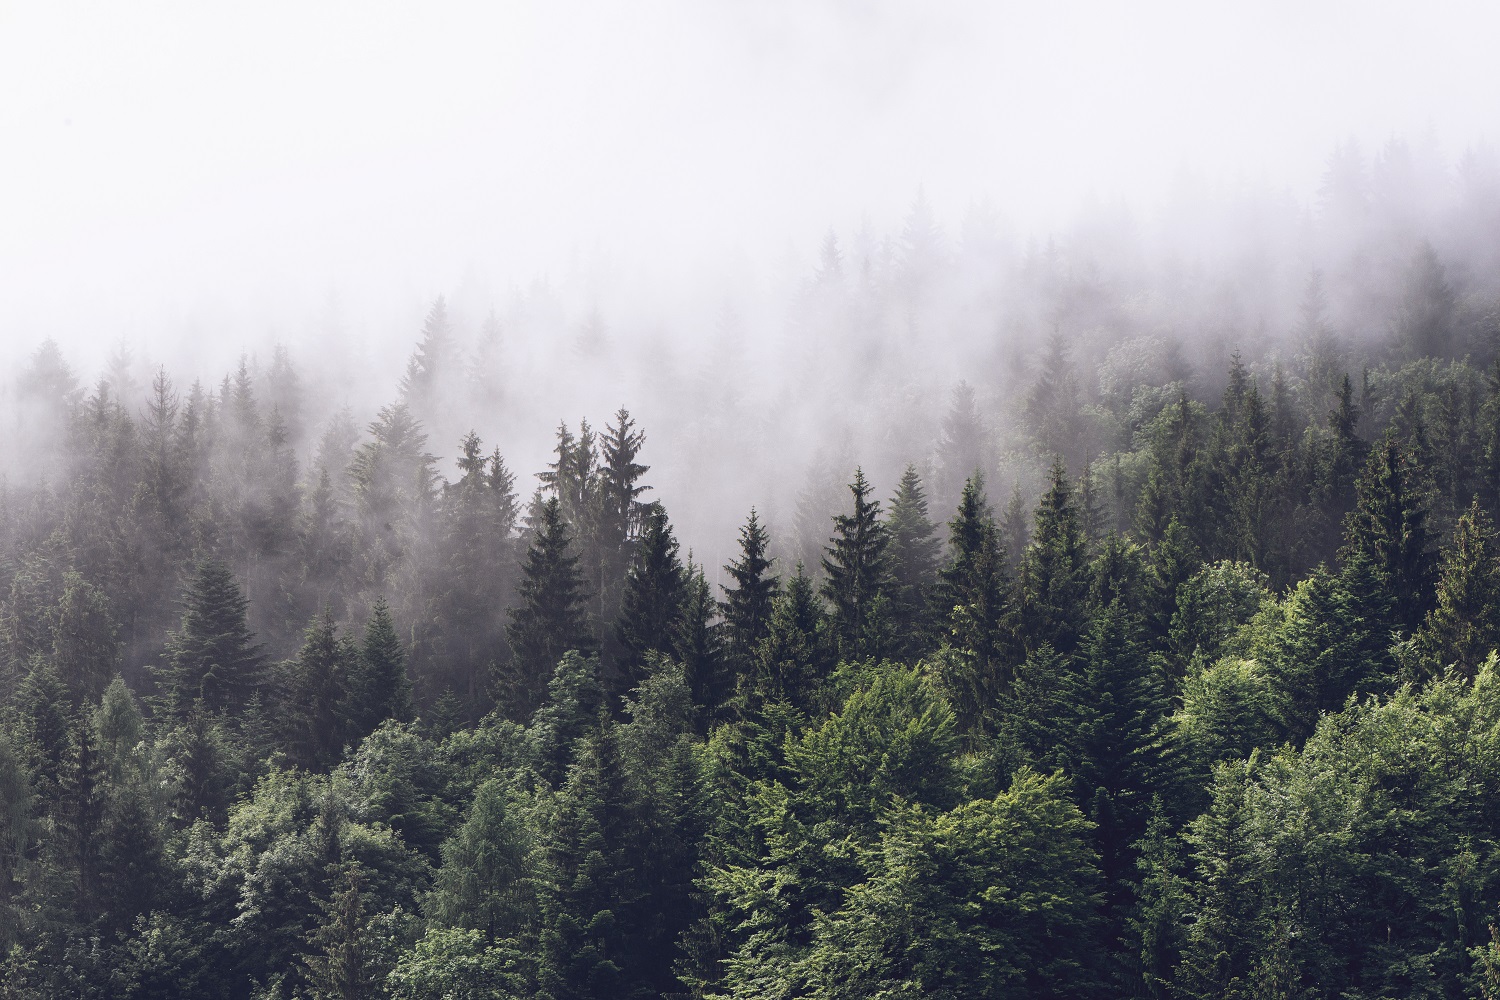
[6,138,1500,999]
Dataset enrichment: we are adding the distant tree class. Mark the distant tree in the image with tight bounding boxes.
[937,382,987,511]
[401,297,453,415]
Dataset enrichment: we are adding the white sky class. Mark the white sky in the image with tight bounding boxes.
[2,0,1498,364]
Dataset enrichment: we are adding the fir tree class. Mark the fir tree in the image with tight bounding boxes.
[720,509,779,671]
[933,475,1014,732]
[504,497,594,720]
[1340,432,1436,633]
[158,559,264,718]
[752,564,832,713]
[342,596,413,741]
[885,465,941,659]
[615,504,686,696]
[821,468,890,662]
[284,608,358,769]
[1403,498,1500,679]
[1020,458,1090,654]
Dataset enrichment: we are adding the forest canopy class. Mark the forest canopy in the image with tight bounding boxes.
[3,135,1500,997]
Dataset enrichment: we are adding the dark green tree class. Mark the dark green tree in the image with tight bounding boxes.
[283,608,359,769]
[884,465,941,659]
[504,497,594,720]
[157,559,264,718]
[1020,458,1090,654]
[720,509,779,672]
[614,503,686,695]
[342,596,414,742]
[821,468,890,662]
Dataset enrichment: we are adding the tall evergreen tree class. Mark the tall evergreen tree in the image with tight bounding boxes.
[1402,498,1500,678]
[821,469,890,662]
[341,596,413,742]
[615,504,686,696]
[1020,458,1090,654]
[934,475,1014,732]
[158,559,264,718]
[885,465,941,659]
[504,497,594,720]
[1340,432,1436,634]
[720,509,779,672]
[283,608,358,769]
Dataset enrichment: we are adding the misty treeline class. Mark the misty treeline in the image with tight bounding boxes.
[0,135,1499,996]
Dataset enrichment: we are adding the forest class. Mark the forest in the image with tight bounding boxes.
[4,136,1500,998]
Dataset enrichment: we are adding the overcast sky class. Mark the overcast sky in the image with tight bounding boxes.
[2,0,1498,367]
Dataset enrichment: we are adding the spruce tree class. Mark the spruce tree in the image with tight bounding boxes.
[933,475,1014,731]
[720,509,779,671]
[675,564,728,724]
[1340,432,1435,634]
[1404,498,1500,678]
[504,496,594,720]
[821,468,890,662]
[342,596,413,742]
[284,608,358,769]
[1020,458,1090,654]
[615,504,686,695]
[158,559,264,718]
[885,465,941,659]
[751,564,832,713]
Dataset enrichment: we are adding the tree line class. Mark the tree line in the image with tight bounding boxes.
[7,274,1500,996]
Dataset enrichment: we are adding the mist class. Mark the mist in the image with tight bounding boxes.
[4,1,1498,566]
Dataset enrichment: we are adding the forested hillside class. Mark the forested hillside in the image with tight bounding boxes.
[6,139,1500,997]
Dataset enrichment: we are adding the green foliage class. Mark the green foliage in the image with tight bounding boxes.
[343,596,414,741]
[821,468,891,663]
[504,496,595,720]
[804,769,1104,1000]
[615,503,686,695]
[158,558,265,718]
[387,927,526,1000]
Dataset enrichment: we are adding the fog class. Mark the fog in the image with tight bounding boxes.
[3,0,1500,569]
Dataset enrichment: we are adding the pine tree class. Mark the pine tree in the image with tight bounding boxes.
[615,504,686,695]
[426,779,532,941]
[303,865,382,1000]
[751,564,832,713]
[1340,432,1436,634]
[536,725,640,1000]
[821,468,890,662]
[937,382,987,511]
[284,609,359,769]
[885,465,941,660]
[1404,499,1500,679]
[158,559,264,718]
[675,563,728,724]
[50,572,119,704]
[504,497,594,720]
[342,596,414,741]
[1021,458,1091,654]
[720,509,779,671]
[933,475,1014,732]
[400,296,453,416]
